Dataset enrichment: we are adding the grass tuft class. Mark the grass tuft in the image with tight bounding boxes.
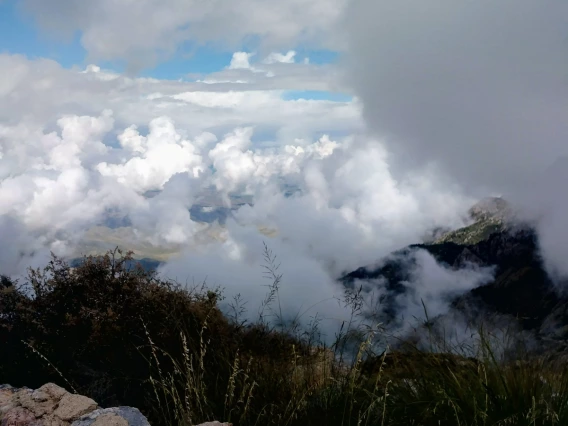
[1,248,568,425]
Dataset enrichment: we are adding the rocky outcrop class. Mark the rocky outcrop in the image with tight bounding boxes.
[0,384,233,426]
[194,423,232,426]
[0,384,149,426]
[434,197,514,245]
[71,408,151,426]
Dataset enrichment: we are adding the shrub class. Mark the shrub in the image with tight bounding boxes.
[0,250,231,418]
[0,249,315,425]
[3,249,568,426]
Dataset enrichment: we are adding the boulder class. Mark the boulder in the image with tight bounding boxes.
[53,394,97,422]
[71,408,149,426]
[0,384,151,426]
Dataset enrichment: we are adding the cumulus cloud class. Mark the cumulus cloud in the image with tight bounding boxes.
[0,111,118,232]
[0,99,473,334]
[152,130,474,336]
[1,1,495,337]
[342,0,568,277]
[228,52,255,70]
[128,173,202,247]
[263,50,296,64]
[0,54,359,144]
[226,50,298,77]
[97,117,207,193]
[0,51,364,289]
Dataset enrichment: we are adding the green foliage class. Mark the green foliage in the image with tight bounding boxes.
[0,249,235,419]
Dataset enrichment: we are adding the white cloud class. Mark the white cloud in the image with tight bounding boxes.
[172,90,278,109]
[228,52,254,70]
[0,45,477,336]
[20,0,348,69]
[0,107,472,327]
[160,231,352,340]
[198,79,250,85]
[0,215,54,278]
[0,53,364,280]
[401,250,495,322]
[2,0,566,343]
[0,54,360,144]
[97,117,207,193]
[263,50,296,64]
[195,59,342,93]
[227,51,298,75]
[155,133,474,335]
[128,173,202,247]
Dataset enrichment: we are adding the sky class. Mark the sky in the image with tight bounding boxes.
[1,0,567,340]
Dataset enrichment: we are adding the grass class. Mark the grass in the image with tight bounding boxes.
[143,316,568,426]
[2,248,568,425]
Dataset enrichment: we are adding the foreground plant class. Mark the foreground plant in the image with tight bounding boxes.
[2,249,568,426]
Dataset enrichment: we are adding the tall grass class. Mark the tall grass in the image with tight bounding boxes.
[143,246,568,426]
[3,248,568,425]
[146,317,568,425]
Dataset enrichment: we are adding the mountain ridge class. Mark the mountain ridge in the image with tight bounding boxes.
[341,197,568,344]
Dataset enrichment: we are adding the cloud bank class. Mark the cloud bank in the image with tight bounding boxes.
[0,53,475,333]
[342,0,568,278]
[6,0,567,338]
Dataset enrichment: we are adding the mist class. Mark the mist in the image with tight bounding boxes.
[341,0,568,278]
[3,0,566,345]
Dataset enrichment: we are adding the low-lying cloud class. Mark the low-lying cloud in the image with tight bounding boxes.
[6,0,566,342]
[0,103,473,335]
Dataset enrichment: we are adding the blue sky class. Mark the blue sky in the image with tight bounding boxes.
[0,2,236,73]
[138,48,341,81]
[0,0,347,101]
[0,0,356,154]
[0,0,351,102]
[0,0,85,67]
[281,91,352,103]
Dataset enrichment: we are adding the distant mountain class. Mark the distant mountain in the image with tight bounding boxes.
[341,197,568,343]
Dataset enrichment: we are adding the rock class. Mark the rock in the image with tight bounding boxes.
[17,386,63,418]
[468,197,511,222]
[43,415,68,426]
[0,386,16,414]
[54,394,98,421]
[92,414,128,426]
[0,385,151,426]
[1,406,40,426]
[39,384,68,402]
[71,408,149,426]
[195,422,232,426]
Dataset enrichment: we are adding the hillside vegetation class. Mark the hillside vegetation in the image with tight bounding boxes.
[2,246,568,425]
